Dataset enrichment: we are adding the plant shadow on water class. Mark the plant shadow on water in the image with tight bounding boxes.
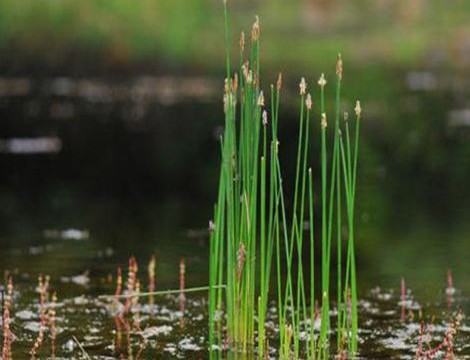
[0,3,470,360]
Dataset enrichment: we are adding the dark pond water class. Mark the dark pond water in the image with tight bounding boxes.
[0,66,469,358]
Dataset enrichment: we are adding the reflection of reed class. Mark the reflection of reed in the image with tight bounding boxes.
[132,279,147,357]
[446,269,455,310]
[123,317,132,359]
[49,292,57,359]
[0,137,62,154]
[114,315,146,360]
[113,267,123,313]
[114,316,133,359]
[114,315,122,352]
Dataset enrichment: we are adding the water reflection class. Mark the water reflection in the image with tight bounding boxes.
[0,64,468,357]
[0,137,61,154]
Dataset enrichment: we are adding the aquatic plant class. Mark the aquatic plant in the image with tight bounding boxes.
[179,258,186,306]
[48,292,57,359]
[148,255,156,306]
[30,274,49,357]
[121,256,138,316]
[416,310,464,359]
[2,276,13,360]
[208,3,361,358]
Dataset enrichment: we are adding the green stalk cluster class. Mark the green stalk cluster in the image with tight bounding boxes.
[209,5,362,359]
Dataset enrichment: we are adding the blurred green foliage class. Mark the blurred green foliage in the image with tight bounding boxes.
[0,0,469,70]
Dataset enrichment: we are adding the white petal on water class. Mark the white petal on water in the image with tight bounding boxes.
[24,321,41,332]
[16,309,36,320]
[141,325,173,339]
[178,337,201,351]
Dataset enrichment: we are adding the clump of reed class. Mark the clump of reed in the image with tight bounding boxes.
[109,254,192,358]
[2,274,59,359]
[208,4,361,358]
[113,255,162,316]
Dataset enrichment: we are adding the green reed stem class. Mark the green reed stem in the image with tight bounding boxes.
[308,167,316,357]
[319,78,329,353]
[334,66,343,348]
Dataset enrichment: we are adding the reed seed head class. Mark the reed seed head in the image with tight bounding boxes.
[224,93,235,114]
[148,255,156,293]
[7,276,13,295]
[237,243,246,280]
[133,279,140,304]
[45,275,50,291]
[257,91,265,107]
[355,100,362,117]
[232,73,238,93]
[117,268,122,286]
[336,53,343,80]
[114,267,122,299]
[209,220,216,232]
[251,15,260,42]
[262,110,268,126]
[180,258,186,281]
[239,31,245,53]
[344,112,349,122]
[224,78,229,94]
[286,324,294,339]
[321,113,327,129]
[133,257,138,274]
[148,255,156,273]
[242,63,248,79]
[318,73,327,88]
[51,291,57,307]
[253,71,259,87]
[246,70,253,85]
[276,72,283,91]
[299,77,307,95]
[305,93,312,110]
[223,95,228,113]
